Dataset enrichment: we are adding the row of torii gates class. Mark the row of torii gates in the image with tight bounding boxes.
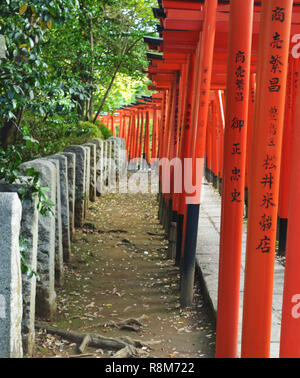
[99,0,300,358]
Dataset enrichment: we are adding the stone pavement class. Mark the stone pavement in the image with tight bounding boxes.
[195,179,284,358]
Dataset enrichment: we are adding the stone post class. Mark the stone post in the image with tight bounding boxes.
[20,159,57,320]
[0,181,38,357]
[84,143,96,202]
[0,193,23,358]
[48,154,71,264]
[44,158,64,287]
[82,146,90,217]
[64,146,86,228]
[60,152,76,242]
[87,138,103,197]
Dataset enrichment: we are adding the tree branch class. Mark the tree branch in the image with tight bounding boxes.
[92,37,142,123]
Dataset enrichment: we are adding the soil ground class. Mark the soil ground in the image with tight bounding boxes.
[34,185,216,358]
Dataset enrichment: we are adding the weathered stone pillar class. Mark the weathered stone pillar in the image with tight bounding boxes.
[20,195,38,356]
[44,158,64,287]
[0,193,23,358]
[82,146,90,217]
[60,152,76,242]
[0,181,38,357]
[87,138,103,197]
[84,143,97,202]
[64,146,86,228]
[48,154,71,264]
[109,137,126,178]
[88,138,104,197]
[20,159,57,320]
[107,139,112,182]
[103,140,108,189]
[104,139,112,191]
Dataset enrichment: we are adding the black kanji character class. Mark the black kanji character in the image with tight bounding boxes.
[268,77,281,92]
[231,188,241,203]
[259,214,273,232]
[260,192,275,209]
[232,143,241,155]
[270,55,283,74]
[235,66,245,79]
[260,172,274,189]
[268,138,276,147]
[270,32,283,49]
[236,78,245,90]
[231,166,241,182]
[235,50,246,64]
[269,123,277,136]
[256,236,271,253]
[235,92,244,102]
[263,154,277,170]
[231,117,244,132]
[272,7,285,23]
[269,106,279,120]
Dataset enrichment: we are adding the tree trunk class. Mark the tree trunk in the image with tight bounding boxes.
[88,93,94,120]
[93,62,122,123]
[92,38,141,124]
[0,119,15,149]
[77,99,85,120]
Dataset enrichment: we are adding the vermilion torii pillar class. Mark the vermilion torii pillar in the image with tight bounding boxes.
[134,109,140,159]
[175,60,189,267]
[138,109,144,159]
[177,53,195,268]
[211,98,219,188]
[280,59,300,358]
[110,114,115,136]
[241,0,293,358]
[277,58,297,255]
[215,0,254,359]
[245,73,256,215]
[180,0,218,308]
[205,103,213,182]
[144,109,151,165]
[127,111,135,160]
[152,108,158,160]
[216,90,225,193]
[125,112,131,156]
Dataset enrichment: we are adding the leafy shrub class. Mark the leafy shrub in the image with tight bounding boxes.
[95,120,113,139]
[16,113,110,162]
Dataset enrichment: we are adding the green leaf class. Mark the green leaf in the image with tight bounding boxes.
[19,4,28,16]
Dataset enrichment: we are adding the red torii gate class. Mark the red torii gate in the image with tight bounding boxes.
[107,0,300,358]
[146,0,300,359]
[110,98,162,164]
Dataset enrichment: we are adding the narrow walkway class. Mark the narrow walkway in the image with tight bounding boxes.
[196,179,284,358]
[35,187,216,358]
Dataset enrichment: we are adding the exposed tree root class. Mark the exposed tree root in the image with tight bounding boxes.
[103,315,148,332]
[36,323,127,351]
[35,322,156,357]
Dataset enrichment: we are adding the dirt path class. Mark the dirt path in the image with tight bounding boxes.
[34,188,216,358]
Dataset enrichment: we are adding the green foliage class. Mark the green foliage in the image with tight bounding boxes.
[16,113,105,160]
[94,120,112,139]
[0,140,55,217]
[0,142,23,183]
[95,72,153,113]
[0,0,157,145]
[17,167,55,217]
[0,0,79,124]
[0,0,154,279]
[19,237,40,280]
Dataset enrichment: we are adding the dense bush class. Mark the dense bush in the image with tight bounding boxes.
[15,113,110,162]
[95,120,113,140]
